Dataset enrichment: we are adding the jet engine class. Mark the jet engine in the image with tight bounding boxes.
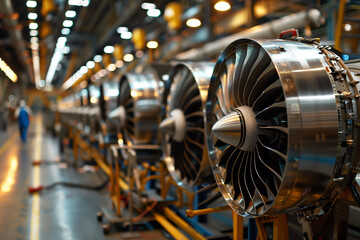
[206,38,360,218]
[160,62,215,187]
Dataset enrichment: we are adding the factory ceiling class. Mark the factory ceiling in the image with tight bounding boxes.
[0,0,353,92]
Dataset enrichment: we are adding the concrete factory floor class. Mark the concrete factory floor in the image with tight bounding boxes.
[0,115,166,240]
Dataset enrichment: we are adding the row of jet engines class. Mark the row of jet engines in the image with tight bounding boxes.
[58,37,360,220]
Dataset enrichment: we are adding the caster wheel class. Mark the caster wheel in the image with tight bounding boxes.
[102,223,111,235]
[96,211,104,222]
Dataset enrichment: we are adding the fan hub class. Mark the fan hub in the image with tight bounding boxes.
[212,106,257,151]
[160,109,186,142]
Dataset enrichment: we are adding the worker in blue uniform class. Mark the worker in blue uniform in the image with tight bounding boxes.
[15,100,32,142]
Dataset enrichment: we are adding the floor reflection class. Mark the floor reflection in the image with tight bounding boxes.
[1,155,18,193]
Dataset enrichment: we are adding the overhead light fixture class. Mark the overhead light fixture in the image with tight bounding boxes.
[31,43,39,49]
[121,31,132,39]
[94,55,102,62]
[104,45,114,54]
[65,10,77,18]
[61,28,71,35]
[57,37,67,48]
[116,60,123,68]
[117,26,128,34]
[30,37,38,43]
[135,50,144,58]
[186,18,201,28]
[26,0,37,8]
[147,8,161,17]
[99,69,107,77]
[80,66,88,74]
[29,22,38,30]
[86,61,95,69]
[68,0,90,7]
[62,46,70,54]
[63,20,73,28]
[123,53,134,62]
[344,23,352,32]
[107,63,116,72]
[214,1,231,11]
[28,12,38,20]
[30,30,38,36]
[146,40,158,49]
[0,58,17,82]
[75,70,83,78]
[141,2,156,10]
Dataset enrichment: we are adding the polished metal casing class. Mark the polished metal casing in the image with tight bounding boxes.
[100,78,120,136]
[87,84,102,137]
[162,62,215,188]
[119,72,161,145]
[206,38,360,217]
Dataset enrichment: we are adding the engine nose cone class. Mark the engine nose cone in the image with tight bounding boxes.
[108,105,126,127]
[160,116,176,136]
[212,106,257,151]
[212,111,244,147]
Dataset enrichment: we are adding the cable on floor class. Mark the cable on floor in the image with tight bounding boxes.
[28,171,109,194]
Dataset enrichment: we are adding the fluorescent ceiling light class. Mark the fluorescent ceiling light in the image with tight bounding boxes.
[28,12,38,20]
[147,9,161,17]
[80,66,88,74]
[29,22,38,30]
[30,30,38,36]
[214,1,231,11]
[117,26,128,34]
[123,53,134,62]
[56,37,67,48]
[26,0,37,8]
[135,50,143,58]
[68,0,90,7]
[63,20,73,28]
[93,55,102,62]
[62,46,70,54]
[65,10,77,18]
[58,36,67,44]
[107,63,116,72]
[344,23,352,32]
[121,31,132,39]
[86,61,95,69]
[146,41,158,49]
[30,37,38,43]
[116,60,123,68]
[31,43,39,49]
[61,28,71,35]
[141,2,156,10]
[104,45,114,54]
[186,18,201,27]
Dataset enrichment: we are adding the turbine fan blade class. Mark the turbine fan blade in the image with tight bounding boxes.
[186,111,203,120]
[216,86,228,115]
[233,44,248,106]
[231,149,244,200]
[256,101,286,119]
[252,80,282,111]
[238,151,251,210]
[239,44,261,104]
[258,125,289,135]
[183,95,202,113]
[248,64,278,106]
[178,77,198,109]
[258,137,287,162]
[243,49,270,105]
